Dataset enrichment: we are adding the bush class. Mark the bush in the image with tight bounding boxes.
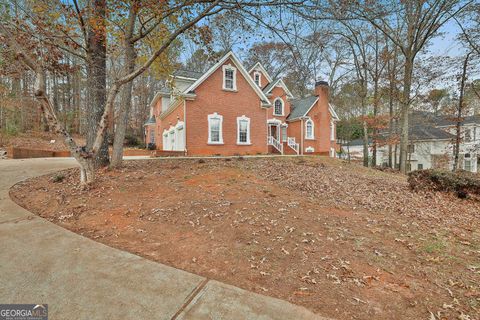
[147,143,156,150]
[52,173,65,183]
[408,169,480,199]
[124,134,142,147]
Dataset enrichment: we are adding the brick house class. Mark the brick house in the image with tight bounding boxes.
[144,51,339,156]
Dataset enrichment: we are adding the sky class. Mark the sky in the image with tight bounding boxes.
[429,20,464,57]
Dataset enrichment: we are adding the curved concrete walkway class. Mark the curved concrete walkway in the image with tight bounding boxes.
[0,158,327,320]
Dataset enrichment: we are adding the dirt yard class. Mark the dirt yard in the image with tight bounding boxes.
[10,157,480,319]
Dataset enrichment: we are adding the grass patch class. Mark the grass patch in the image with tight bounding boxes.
[423,240,447,254]
[51,173,65,183]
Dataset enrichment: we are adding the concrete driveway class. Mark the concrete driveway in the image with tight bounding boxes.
[0,158,327,320]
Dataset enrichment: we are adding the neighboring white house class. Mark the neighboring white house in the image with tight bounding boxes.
[341,111,480,172]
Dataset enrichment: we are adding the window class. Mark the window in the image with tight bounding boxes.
[208,113,223,144]
[282,125,288,142]
[237,115,251,144]
[465,129,472,142]
[274,98,284,116]
[407,144,415,153]
[222,65,237,91]
[305,119,314,139]
[149,129,155,144]
[465,159,472,172]
[418,164,423,170]
[406,163,412,172]
[254,71,261,87]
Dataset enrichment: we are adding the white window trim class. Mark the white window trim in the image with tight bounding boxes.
[273,98,284,116]
[330,121,335,141]
[208,112,224,144]
[253,71,262,87]
[305,118,314,140]
[168,126,175,151]
[236,115,251,145]
[222,64,237,91]
[162,130,169,150]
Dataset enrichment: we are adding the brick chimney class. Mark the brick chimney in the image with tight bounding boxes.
[314,80,329,98]
[312,80,333,155]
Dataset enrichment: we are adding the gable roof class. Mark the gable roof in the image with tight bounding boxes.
[287,96,319,121]
[329,103,340,121]
[248,62,273,83]
[410,110,480,127]
[263,78,294,98]
[380,112,455,142]
[173,70,203,80]
[184,51,272,107]
[435,114,480,127]
[409,125,454,141]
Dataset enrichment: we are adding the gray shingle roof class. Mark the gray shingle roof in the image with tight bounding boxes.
[173,70,204,79]
[348,138,373,146]
[144,115,156,126]
[410,110,480,127]
[434,114,480,126]
[287,96,318,120]
[408,125,454,141]
[262,79,278,93]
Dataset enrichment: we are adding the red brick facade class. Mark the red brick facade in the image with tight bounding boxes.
[145,52,337,157]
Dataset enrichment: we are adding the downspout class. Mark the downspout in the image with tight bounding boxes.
[183,99,187,155]
[301,118,304,155]
[266,104,269,154]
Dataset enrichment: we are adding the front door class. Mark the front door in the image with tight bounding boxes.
[269,124,280,141]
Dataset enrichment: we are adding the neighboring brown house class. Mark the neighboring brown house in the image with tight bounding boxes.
[145,51,339,156]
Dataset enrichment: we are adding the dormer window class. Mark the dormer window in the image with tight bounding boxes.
[222,65,237,91]
[254,71,261,87]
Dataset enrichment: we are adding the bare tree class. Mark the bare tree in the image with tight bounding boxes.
[338,0,472,173]
[1,0,224,184]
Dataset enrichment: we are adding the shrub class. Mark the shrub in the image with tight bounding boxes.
[147,143,156,150]
[52,173,65,183]
[124,134,142,147]
[408,169,480,199]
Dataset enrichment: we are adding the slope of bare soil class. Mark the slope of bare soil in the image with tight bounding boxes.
[0,131,85,151]
[10,157,480,319]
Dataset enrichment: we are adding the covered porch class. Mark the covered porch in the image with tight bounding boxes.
[267,119,299,155]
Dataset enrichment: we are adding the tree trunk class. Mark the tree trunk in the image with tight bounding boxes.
[111,44,136,167]
[453,52,472,171]
[388,83,394,168]
[399,56,414,174]
[86,0,109,168]
[372,77,379,167]
[111,8,137,168]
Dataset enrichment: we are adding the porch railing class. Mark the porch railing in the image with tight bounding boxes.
[267,136,283,154]
[287,137,300,155]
